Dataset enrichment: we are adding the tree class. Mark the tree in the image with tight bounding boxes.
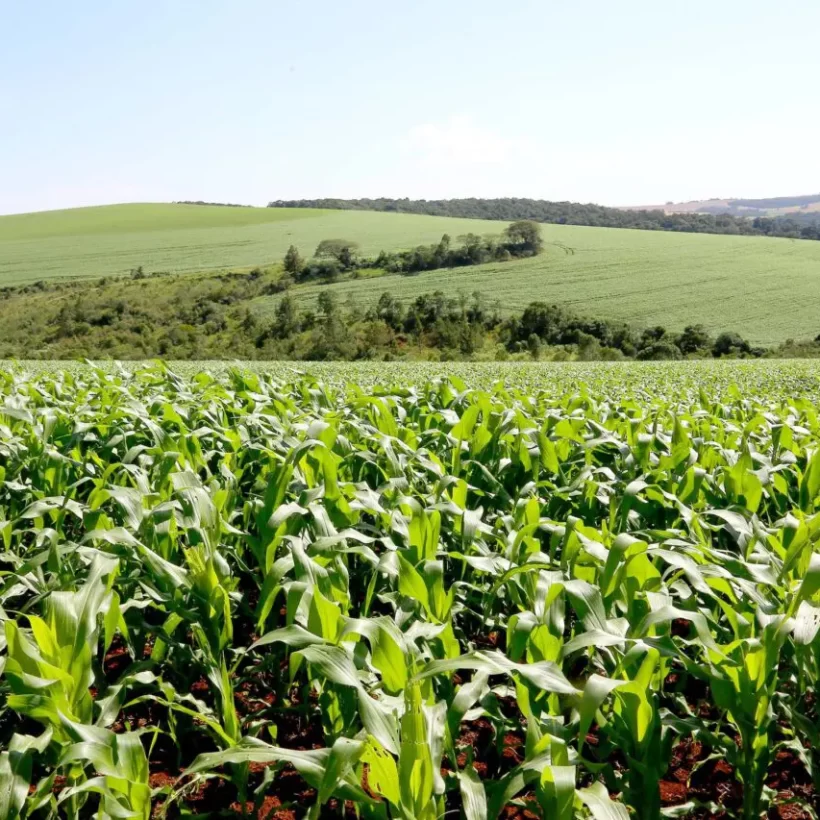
[713,332,751,357]
[639,326,667,349]
[339,246,358,269]
[376,292,404,330]
[283,245,304,276]
[301,259,341,282]
[677,324,712,355]
[314,239,360,264]
[458,233,488,265]
[274,295,297,338]
[344,294,362,322]
[518,302,567,343]
[504,220,544,254]
[636,341,682,360]
[317,291,337,319]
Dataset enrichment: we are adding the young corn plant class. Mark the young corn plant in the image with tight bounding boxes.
[597,647,670,819]
[4,363,820,819]
[3,554,120,734]
[705,614,792,819]
[57,718,152,820]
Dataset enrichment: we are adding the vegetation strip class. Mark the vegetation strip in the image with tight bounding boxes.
[3,223,818,360]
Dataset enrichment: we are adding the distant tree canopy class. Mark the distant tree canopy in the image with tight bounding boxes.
[283,245,304,276]
[504,220,543,253]
[268,197,820,241]
[314,239,360,265]
[288,229,544,284]
[174,200,251,208]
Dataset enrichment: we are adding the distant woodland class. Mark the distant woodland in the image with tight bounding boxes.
[268,197,820,240]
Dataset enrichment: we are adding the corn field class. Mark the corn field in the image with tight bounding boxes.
[1,363,819,819]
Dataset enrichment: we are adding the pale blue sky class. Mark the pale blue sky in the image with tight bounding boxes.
[1,0,818,215]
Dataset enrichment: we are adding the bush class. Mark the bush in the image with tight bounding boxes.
[636,341,683,360]
[677,324,713,355]
[300,259,341,282]
[713,331,751,357]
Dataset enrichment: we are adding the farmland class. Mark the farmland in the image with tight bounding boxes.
[1,361,820,819]
[0,204,506,286]
[253,225,820,346]
[2,203,820,345]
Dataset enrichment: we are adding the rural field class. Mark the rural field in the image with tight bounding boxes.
[2,204,820,345]
[5,357,820,395]
[1,360,820,819]
[252,224,820,347]
[0,204,506,286]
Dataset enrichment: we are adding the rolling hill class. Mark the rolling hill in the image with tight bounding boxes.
[0,203,508,286]
[629,193,820,217]
[253,223,820,346]
[1,203,819,347]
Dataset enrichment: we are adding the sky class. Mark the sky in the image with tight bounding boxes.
[1,0,819,215]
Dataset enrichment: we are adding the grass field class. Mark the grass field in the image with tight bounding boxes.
[254,224,820,346]
[0,203,506,285]
[3,203,820,344]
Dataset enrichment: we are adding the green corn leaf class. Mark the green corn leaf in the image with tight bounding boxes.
[800,449,820,512]
[457,764,488,820]
[577,675,626,754]
[577,782,630,820]
[361,736,400,806]
[539,765,576,820]
[0,733,47,820]
[399,682,435,820]
[317,737,366,805]
[397,553,432,615]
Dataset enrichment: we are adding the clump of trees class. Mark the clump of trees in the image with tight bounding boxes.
[281,239,362,283]
[283,222,543,283]
[174,200,251,208]
[249,288,764,363]
[504,309,763,360]
[314,239,360,267]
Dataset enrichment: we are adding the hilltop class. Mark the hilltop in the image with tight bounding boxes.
[628,193,820,217]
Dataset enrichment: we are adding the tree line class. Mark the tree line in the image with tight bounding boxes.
[280,221,544,284]
[174,200,253,208]
[268,197,820,241]
[253,288,766,362]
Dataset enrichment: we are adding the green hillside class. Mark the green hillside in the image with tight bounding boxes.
[0,203,322,240]
[2,203,820,345]
[0,203,507,286]
[254,224,820,346]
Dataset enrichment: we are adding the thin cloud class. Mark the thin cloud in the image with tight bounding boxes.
[404,116,532,166]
